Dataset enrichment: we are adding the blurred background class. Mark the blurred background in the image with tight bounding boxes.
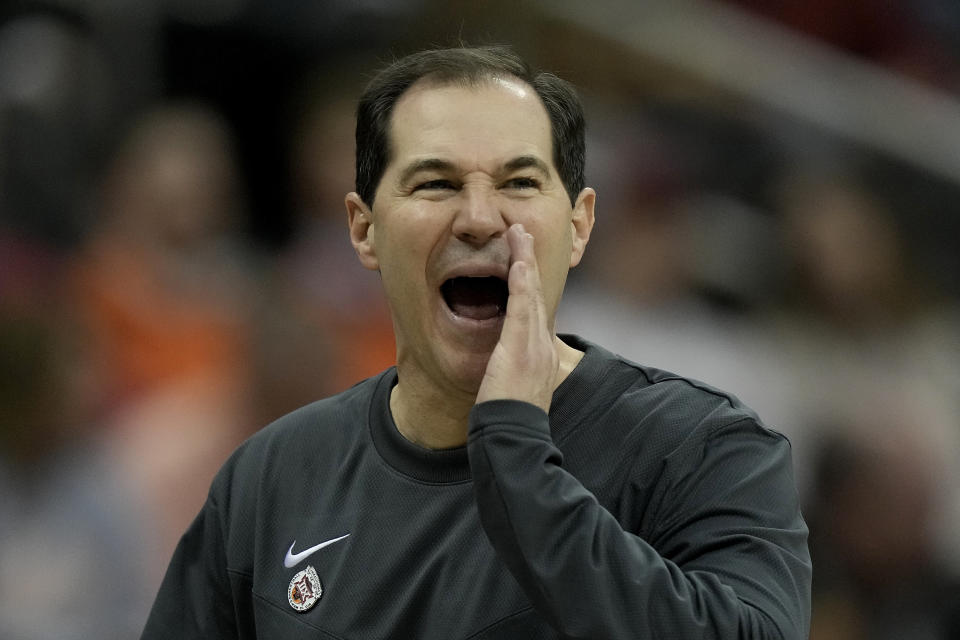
[1,0,959,637]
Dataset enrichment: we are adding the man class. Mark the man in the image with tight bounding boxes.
[141,46,811,639]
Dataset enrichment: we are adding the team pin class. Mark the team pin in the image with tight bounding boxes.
[287,565,323,612]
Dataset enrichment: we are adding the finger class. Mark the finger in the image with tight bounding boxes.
[504,226,552,354]
[504,225,537,324]
[507,222,533,265]
[503,253,531,337]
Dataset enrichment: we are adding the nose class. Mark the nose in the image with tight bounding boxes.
[451,186,507,245]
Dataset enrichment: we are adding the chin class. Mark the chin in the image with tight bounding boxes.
[440,348,495,397]
[394,333,492,397]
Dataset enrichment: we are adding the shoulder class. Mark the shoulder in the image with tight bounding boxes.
[210,371,389,506]
[633,361,763,432]
[560,334,786,455]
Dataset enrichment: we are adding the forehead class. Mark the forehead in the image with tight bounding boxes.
[386,76,553,168]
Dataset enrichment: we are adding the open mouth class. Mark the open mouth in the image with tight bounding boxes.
[440,276,508,321]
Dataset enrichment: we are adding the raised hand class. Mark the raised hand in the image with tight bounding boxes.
[475,223,559,413]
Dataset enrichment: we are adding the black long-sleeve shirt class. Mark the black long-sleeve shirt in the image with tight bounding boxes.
[141,334,811,639]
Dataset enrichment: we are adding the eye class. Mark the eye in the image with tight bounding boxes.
[413,179,457,192]
[503,177,540,190]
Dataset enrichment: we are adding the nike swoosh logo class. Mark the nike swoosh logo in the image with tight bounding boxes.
[284,533,350,569]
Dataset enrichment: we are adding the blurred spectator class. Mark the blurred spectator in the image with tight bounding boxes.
[0,237,154,638]
[0,9,118,246]
[0,233,73,464]
[776,170,922,331]
[71,102,256,414]
[769,168,960,438]
[66,101,261,590]
[805,402,960,640]
[768,167,960,576]
[253,64,394,423]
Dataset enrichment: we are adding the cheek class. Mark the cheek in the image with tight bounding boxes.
[532,228,575,300]
[530,220,573,265]
[377,216,443,290]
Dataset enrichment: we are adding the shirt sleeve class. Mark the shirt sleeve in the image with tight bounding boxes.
[467,399,811,640]
[139,491,239,639]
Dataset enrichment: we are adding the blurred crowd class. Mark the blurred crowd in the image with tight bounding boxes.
[1,1,959,638]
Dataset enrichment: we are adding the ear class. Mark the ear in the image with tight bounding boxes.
[346,192,379,271]
[569,187,596,268]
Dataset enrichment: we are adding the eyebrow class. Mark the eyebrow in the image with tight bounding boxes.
[399,155,552,185]
[502,155,551,177]
[399,158,456,185]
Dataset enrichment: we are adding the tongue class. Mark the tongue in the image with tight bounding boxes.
[445,278,505,321]
[451,300,501,320]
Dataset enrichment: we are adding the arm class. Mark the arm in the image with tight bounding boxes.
[468,400,811,639]
[140,491,239,639]
[473,224,810,638]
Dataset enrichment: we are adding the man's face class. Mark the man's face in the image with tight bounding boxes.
[348,77,594,395]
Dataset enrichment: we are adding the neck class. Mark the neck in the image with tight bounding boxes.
[389,336,584,450]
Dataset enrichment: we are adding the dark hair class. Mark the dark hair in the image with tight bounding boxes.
[355,46,585,207]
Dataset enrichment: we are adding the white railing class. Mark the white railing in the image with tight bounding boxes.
[538,0,960,186]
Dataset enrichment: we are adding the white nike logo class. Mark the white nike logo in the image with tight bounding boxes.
[284,533,351,569]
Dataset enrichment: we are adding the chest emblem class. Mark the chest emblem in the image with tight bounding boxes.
[284,533,351,568]
[287,565,322,612]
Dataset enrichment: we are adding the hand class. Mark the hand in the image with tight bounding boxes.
[475,224,559,413]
